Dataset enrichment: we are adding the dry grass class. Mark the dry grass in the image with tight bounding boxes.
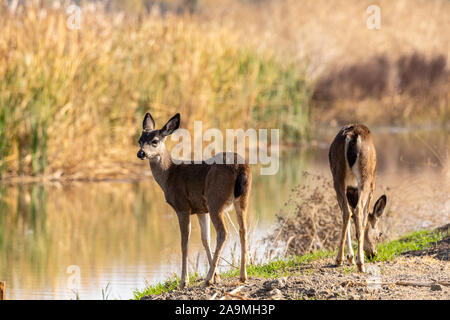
[201,0,450,75]
[200,0,450,125]
[266,172,341,256]
[1,0,449,179]
[0,1,309,179]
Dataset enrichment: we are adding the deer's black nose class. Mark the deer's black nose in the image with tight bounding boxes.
[137,150,145,160]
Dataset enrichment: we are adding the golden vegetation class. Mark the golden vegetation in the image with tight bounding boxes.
[0,2,308,179]
[200,0,450,125]
[0,0,449,179]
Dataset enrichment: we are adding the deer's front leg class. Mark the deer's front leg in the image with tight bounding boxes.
[177,212,191,289]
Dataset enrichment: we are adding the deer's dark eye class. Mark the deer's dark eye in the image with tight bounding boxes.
[151,140,158,146]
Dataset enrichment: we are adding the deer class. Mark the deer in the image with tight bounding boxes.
[329,124,387,273]
[137,112,252,288]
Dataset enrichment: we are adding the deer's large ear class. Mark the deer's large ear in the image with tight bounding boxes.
[160,113,180,137]
[143,112,155,131]
[372,195,387,218]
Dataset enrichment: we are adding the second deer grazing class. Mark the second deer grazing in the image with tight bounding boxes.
[329,124,387,272]
[137,112,252,288]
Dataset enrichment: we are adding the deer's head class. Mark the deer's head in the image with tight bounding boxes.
[363,195,387,258]
[137,113,180,161]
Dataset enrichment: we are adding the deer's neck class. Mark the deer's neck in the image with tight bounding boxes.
[148,147,173,192]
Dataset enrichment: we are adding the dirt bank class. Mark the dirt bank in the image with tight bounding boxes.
[141,235,449,300]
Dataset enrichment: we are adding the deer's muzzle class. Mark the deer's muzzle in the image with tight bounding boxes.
[137,149,146,160]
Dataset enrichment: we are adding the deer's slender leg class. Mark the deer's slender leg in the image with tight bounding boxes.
[177,212,191,289]
[197,213,219,282]
[197,214,213,266]
[234,198,248,283]
[354,205,365,272]
[337,207,351,266]
[335,185,352,266]
[204,210,228,286]
[354,186,370,273]
[346,220,355,265]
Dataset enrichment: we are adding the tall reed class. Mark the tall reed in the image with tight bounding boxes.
[0,3,310,178]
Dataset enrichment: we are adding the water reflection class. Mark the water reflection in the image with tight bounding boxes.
[0,149,310,299]
[0,128,448,299]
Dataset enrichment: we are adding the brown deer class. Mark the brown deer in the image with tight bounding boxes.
[137,112,252,288]
[329,124,387,272]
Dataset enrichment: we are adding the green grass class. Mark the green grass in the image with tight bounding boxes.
[132,229,446,299]
[223,250,335,279]
[367,229,446,262]
[132,250,334,299]
[133,273,200,299]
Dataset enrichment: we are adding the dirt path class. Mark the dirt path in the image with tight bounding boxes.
[141,237,449,300]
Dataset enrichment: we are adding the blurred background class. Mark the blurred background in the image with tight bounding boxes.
[0,0,448,299]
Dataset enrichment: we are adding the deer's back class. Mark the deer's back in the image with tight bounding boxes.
[329,124,376,187]
[165,152,250,214]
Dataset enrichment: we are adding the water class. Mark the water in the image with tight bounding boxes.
[0,127,448,299]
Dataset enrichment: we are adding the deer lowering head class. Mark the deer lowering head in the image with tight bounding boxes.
[137,112,252,288]
[329,124,387,272]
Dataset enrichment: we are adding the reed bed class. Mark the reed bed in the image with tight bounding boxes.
[0,2,309,179]
[1,0,449,180]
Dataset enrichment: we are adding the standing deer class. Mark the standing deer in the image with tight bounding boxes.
[137,112,252,288]
[329,124,387,272]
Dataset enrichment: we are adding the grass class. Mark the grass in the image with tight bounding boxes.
[368,229,446,262]
[132,228,447,299]
[134,273,199,298]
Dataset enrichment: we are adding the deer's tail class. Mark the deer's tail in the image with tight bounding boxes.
[234,167,250,198]
[345,132,361,168]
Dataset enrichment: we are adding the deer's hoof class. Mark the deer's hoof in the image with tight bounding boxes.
[357,263,366,273]
[214,273,221,284]
[239,276,247,283]
[347,254,355,265]
[335,258,343,267]
[203,280,213,287]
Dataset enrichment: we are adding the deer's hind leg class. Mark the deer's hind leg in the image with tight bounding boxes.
[197,213,220,283]
[334,182,353,267]
[197,214,213,267]
[234,195,249,283]
[204,208,228,286]
[354,183,372,273]
[346,186,358,265]
[346,221,355,265]
[203,167,235,286]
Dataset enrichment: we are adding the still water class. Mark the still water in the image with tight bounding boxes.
[0,127,448,299]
